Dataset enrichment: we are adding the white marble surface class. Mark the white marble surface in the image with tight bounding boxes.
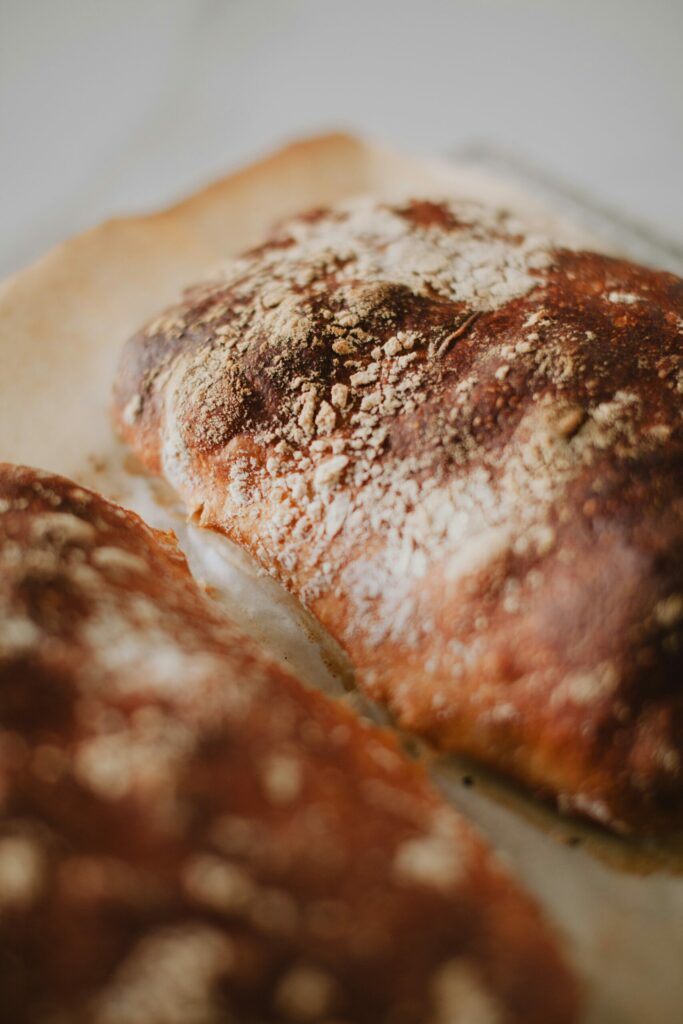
[1,0,682,278]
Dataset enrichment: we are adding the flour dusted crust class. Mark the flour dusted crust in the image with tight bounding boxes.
[0,464,577,1023]
[115,196,683,835]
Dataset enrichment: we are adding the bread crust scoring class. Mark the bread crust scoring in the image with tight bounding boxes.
[114,197,683,834]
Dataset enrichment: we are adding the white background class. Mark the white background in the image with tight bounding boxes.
[1,0,682,278]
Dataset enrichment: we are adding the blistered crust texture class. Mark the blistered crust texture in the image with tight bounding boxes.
[0,464,577,1023]
[115,197,683,834]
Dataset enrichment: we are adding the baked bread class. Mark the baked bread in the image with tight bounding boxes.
[113,197,683,834]
[0,464,577,1023]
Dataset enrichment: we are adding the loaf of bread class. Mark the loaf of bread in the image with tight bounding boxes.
[0,464,577,1023]
[114,197,683,835]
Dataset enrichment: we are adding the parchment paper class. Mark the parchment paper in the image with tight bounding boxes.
[1,133,681,1024]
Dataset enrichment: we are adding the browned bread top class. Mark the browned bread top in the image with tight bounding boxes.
[113,197,683,834]
[0,464,578,1023]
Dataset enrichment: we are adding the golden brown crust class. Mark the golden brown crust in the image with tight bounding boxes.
[0,464,577,1023]
[114,196,683,836]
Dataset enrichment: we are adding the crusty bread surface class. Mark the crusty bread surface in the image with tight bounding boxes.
[114,197,683,834]
[0,463,578,1023]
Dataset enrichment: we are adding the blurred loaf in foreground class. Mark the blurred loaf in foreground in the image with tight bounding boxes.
[0,464,577,1023]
